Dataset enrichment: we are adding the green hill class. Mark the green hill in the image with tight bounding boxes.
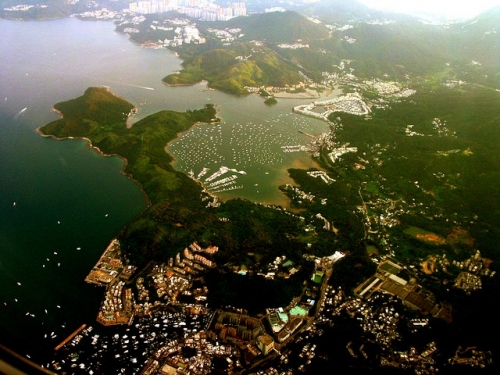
[163,41,303,95]
[297,0,414,23]
[449,6,500,69]
[40,87,217,204]
[270,20,454,81]
[222,10,330,43]
[41,87,135,137]
[337,22,453,78]
[275,9,500,84]
[40,87,220,262]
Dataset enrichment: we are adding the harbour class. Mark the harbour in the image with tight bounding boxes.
[166,109,338,205]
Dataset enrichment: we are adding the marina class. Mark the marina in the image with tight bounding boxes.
[51,308,211,374]
[167,110,335,204]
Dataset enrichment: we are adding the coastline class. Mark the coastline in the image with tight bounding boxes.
[165,103,221,163]
[36,98,220,212]
[272,88,322,99]
[35,120,152,211]
[162,79,213,89]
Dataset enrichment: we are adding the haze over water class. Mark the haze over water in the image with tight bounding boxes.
[0,18,335,362]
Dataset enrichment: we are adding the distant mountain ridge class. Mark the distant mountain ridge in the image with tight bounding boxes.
[443,6,500,80]
[214,10,330,43]
[241,0,420,23]
[165,5,500,92]
[296,0,413,22]
[5,0,500,91]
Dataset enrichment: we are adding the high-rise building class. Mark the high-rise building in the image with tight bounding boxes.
[256,334,274,355]
[129,0,245,20]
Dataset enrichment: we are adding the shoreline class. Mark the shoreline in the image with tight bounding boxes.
[272,88,323,99]
[37,99,220,213]
[165,103,221,162]
[35,119,152,211]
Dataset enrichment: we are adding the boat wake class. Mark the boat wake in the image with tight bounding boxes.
[106,81,155,91]
[14,107,27,119]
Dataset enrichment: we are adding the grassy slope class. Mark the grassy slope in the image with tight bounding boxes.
[162,11,331,94]
[222,10,330,43]
[163,42,303,95]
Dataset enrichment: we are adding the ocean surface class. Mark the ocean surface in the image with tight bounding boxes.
[0,17,335,364]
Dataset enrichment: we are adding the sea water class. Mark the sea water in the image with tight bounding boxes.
[0,17,336,363]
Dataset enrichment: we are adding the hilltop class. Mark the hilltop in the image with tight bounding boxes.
[163,41,304,95]
[446,6,500,79]
[219,10,330,43]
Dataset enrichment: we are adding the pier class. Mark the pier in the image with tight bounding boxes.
[55,324,86,351]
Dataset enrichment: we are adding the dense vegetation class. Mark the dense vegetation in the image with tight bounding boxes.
[218,10,330,44]
[163,41,303,95]
[335,85,500,257]
[39,88,320,305]
[40,87,220,263]
[148,7,500,92]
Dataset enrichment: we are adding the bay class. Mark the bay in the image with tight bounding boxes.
[0,17,335,364]
[0,18,159,362]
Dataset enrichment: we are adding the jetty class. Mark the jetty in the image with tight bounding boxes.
[55,324,86,351]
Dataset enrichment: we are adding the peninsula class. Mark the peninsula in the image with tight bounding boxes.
[41,79,500,374]
[33,3,500,373]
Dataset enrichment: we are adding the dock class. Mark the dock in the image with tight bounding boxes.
[55,324,86,351]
